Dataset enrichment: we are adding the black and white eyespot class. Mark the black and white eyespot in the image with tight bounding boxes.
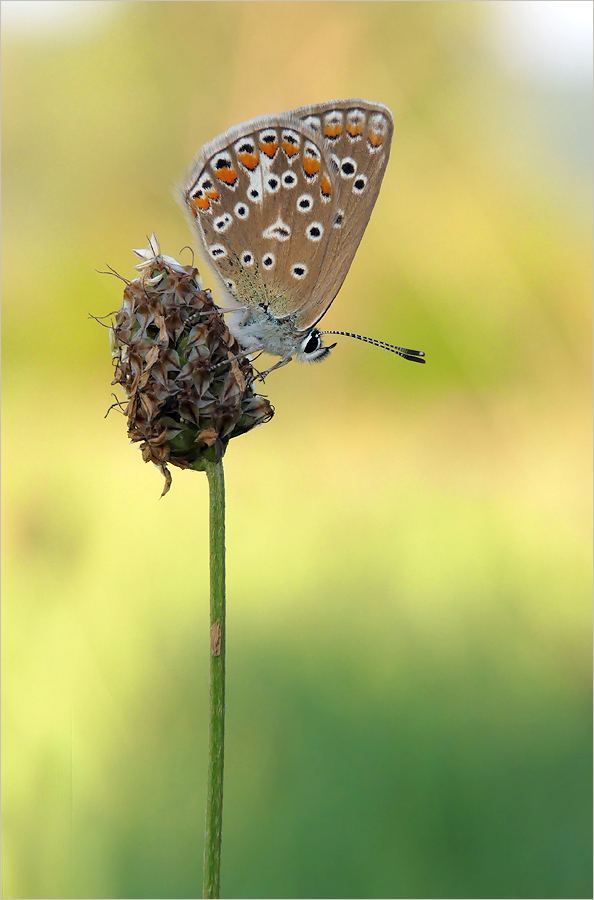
[213,213,233,233]
[259,128,277,143]
[240,250,254,267]
[340,157,357,178]
[248,187,261,202]
[332,210,345,228]
[234,202,249,219]
[225,279,237,294]
[263,219,291,242]
[306,222,324,242]
[302,115,321,132]
[265,174,281,194]
[209,243,227,259]
[352,174,368,194]
[291,263,308,280]
[262,252,276,269]
[304,141,321,160]
[281,171,297,189]
[297,193,313,212]
[211,152,233,171]
[195,176,211,196]
[235,139,255,153]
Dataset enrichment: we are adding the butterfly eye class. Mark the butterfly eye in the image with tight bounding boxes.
[297,329,335,363]
[303,333,321,354]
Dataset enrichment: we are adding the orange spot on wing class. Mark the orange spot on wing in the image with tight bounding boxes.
[324,123,343,138]
[191,195,210,212]
[320,175,332,196]
[237,151,258,169]
[282,141,299,157]
[205,187,219,200]
[303,157,321,177]
[215,167,238,185]
[368,132,384,147]
[347,123,363,137]
[259,139,278,158]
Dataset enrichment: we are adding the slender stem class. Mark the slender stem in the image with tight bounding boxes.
[203,458,226,899]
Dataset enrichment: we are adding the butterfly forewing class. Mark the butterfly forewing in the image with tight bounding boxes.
[244,118,339,317]
[292,100,394,330]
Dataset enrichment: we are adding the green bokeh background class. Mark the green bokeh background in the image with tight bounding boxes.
[2,2,591,898]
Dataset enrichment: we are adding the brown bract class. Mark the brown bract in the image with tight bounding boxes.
[111,250,273,495]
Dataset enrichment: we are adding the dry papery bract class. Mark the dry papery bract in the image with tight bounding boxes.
[111,242,273,495]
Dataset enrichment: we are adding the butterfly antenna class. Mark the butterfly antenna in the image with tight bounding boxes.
[319,331,426,363]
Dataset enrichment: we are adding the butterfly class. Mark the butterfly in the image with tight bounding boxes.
[178,99,425,373]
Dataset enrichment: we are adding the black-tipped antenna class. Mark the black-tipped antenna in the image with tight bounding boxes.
[319,330,426,364]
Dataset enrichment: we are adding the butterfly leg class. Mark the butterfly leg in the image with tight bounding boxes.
[254,353,295,381]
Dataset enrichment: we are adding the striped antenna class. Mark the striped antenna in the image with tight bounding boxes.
[318,330,426,364]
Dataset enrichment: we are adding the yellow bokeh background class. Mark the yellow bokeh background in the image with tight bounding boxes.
[2,2,591,898]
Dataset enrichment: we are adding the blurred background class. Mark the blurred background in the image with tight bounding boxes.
[1,2,592,898]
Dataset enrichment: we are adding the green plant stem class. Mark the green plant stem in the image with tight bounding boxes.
[203,458,226,899]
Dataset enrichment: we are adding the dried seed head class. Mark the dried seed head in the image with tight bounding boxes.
[110,235,273,495]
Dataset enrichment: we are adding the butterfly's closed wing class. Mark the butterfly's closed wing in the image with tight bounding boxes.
[179,112,340,318]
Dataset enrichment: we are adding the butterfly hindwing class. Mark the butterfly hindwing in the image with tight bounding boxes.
[180,112,339,317]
